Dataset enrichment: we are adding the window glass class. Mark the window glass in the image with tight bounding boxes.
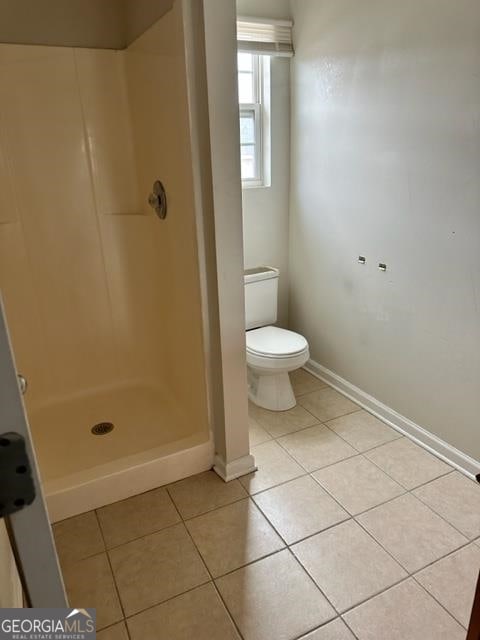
[240,145,256,179]
[237,52,263,184]
[240,112,255,144]
[237,52,253,71]
[238,72,254,103]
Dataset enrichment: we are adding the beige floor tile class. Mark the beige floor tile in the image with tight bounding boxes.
[344,578,465,640]
[253,476,348,544]
[185,498,284,577]
[326,410,400,452]
[239,441,305,494]
[299,618,356,639]
[365,438,451,489]
[62,553,123,630]
[313,456,404,515]
[109,522,209,616]
[53,511,104,566]
[249,418,272,447]
[292,520,407,612]
[167,470,247,519]
[413,471,480,539]
[97,622,129,640]
[298,388,358,422]
[216,549,335,640]
[249,401,318,438]
[357,494,467,573]
[278,425,357,472]
[415,543,480,627]
[289,369,327,396]
[127,583,240,640]
[97,487,180,548]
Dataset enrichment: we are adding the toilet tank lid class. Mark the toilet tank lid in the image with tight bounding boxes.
[244,266,279,284]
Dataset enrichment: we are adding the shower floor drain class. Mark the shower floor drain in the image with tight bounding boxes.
[91,422,114,436]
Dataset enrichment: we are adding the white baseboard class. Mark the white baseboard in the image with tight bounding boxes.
[213,453,257,482]
[46,437,214,522]
[305,359,480,481]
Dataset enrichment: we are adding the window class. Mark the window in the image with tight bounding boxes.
[238,52,268,187]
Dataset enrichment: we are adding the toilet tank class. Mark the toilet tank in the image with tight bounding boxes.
[244,267,279,330]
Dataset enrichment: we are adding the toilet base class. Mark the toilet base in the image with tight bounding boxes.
[247,368,296,411]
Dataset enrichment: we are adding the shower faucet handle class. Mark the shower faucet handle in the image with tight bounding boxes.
[148,180,167,220]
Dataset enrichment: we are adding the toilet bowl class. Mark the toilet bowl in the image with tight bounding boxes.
[244,267,309,411]
[246,326,309,410]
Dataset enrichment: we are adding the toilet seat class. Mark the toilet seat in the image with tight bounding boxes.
[246,326,308,359]
[245,326,310,410]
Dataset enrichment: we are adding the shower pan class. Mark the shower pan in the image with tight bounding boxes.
[0,0,214,521]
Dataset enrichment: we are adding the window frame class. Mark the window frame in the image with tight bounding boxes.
[238,53,265,188]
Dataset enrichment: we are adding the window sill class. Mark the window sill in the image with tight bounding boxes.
[242,181,270,190]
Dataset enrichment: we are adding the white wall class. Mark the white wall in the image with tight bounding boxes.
[289,0,480,461]
[236,0,290,20]
[236,0,291,326]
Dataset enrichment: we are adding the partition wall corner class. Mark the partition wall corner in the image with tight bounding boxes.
[197,0,255,480]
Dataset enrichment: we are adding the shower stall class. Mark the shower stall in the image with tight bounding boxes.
[0,0,216,521]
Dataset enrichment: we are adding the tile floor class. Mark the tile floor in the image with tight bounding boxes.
[54,369,480,640]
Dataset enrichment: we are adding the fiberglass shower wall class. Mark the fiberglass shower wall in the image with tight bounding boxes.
[0,1,210,495]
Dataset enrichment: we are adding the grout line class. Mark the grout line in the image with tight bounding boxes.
[274,434,360,475]
[268,393,475,624]
[295,380,469,541]
[98,620,131,639]
[411,573,469,631]
[65,376,476,635]
[319,417,403,453]
[95,518,184,554]
[358,463,471,542]
[241,469,309,497]
[123,580,213,623]
[167,488,246,640]
[259,419,323,440]
[339,615,362,640]
[252,496,351,549]
[249,388,473,571]
[292,616,361,640]
[92,510,128,633]
[362,446,455,490]
[284,546,338,623]
[171,496,252,525]
[409,475,477,540]
[211,581,246,640]
[165,498,213,580]
[309,471,408,519]
[209,545,289,581]
[78,482,471,636]
[267,470,419,621]
[298,403,363,424]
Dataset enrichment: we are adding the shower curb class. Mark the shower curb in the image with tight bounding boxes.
[45,437,214,522]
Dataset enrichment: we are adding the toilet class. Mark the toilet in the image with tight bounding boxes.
[244,267,309,411]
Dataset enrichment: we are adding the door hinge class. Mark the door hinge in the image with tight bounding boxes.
[0,432,36,517]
